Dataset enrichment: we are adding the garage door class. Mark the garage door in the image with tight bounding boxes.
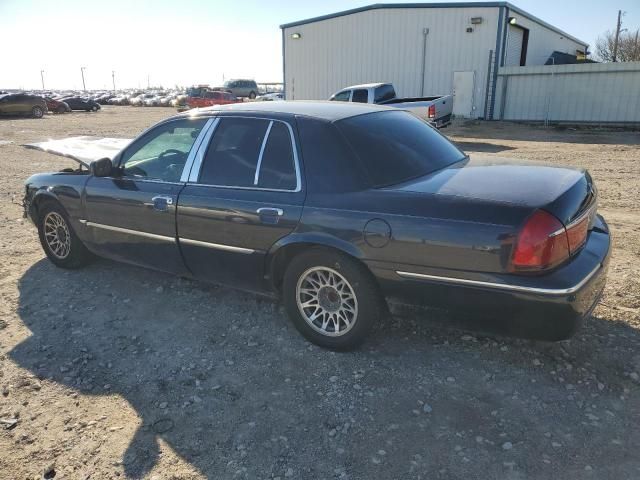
[505,25,524,66]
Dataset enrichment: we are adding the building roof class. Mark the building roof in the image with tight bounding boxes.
[185,100,395,122]
[280,2,588,47]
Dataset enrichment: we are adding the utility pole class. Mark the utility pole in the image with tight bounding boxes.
[112,70,116,92]
[40,70,45,90]
[613,10,624,62]
[80,67,87,91]
[147,74,150,89]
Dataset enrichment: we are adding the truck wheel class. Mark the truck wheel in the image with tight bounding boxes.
[37,202,92,269]
[282,250,384,350]
[249,91,256,100]
[31,106,44,118]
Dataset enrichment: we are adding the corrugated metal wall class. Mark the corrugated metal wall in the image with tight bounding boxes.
[507,11,586,66]
[283,7,500,118]
[495,62,640,123]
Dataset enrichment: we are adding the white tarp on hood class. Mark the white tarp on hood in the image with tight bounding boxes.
[24,136,132,167]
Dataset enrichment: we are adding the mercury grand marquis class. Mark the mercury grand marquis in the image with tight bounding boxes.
[23,102,611,350]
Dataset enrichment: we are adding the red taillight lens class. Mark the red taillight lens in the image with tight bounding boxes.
[428,104,436,119]
[511,210,570,271]
[566,213,589,254]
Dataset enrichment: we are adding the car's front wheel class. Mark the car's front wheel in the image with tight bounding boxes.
[249,91,256,100]
[282,250,384,350]
[31,106,44,118]
[56,105,66,114]
[37,202,92,268]
[91,105,98,112]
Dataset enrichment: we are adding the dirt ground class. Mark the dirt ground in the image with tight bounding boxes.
[0,107,639,480]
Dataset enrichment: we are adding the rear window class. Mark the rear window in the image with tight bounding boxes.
[374,84,396,103]
[337,111,465,187]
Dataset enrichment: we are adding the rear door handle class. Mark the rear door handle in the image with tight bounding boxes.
[257,207,284,224]
[257,207,283,216]
[152,195,174,211]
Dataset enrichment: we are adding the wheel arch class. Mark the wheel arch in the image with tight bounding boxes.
[266,233,376,294]
[29,190,62,223]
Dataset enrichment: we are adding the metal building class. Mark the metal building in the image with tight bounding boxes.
[280,2,588,119]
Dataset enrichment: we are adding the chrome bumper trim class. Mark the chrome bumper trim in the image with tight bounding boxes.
[396,264,602,296]
[179,237,255,254]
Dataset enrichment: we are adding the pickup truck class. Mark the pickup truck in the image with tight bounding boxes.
[329,83,453,128]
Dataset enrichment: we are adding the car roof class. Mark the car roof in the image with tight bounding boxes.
[341,83,388,90]
[182,100,394,122]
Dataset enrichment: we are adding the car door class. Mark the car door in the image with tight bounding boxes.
[82,116,212,274]
[177,115,305,292]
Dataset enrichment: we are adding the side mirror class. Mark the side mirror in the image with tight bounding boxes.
[90,157,113,177]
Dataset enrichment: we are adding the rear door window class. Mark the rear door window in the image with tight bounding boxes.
[351,89,369,103]
[198,118,269,187]
[256,122,297,190]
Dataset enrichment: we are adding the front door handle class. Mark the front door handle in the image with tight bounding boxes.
[152,195,174,211]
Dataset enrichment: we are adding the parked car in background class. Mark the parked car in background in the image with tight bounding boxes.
[187,89,240,109]
[44,97,71,114]
[222,79,258,99]
[256,92,283,101]
[0,93,47,118]
[23,101,610,350]
[330,83,453,128]
[62,97,101,112]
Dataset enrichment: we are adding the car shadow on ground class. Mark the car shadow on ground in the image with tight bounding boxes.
[10,258,640,479]
[453,141,516,153]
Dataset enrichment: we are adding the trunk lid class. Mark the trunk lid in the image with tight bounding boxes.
[389,156,596,227]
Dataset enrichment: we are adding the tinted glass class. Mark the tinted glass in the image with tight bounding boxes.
[297,117,367,194]
[374,84,396,103]
[337,111,465,187]
[120,118,207,182]
[257,122,296,190]
[198,118,269,187]
[351,89,368,103]
[331,91,350,102]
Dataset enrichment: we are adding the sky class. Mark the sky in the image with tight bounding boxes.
[1,0,638,90]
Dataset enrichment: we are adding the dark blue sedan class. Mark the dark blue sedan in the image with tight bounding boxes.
[23,102,610,349]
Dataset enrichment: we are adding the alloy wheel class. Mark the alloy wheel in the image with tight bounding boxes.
[43,212,71,259]
[296,267,358,337]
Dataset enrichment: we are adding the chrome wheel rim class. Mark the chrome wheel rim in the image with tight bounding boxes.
[296,267,358,337]
[43,212,71,259]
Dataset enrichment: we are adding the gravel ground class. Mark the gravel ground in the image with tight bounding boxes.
[1,107,639,480]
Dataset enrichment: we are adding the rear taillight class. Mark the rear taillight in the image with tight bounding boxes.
[565,211,589,254]
[511,210,570,272]
[428,104,436,119]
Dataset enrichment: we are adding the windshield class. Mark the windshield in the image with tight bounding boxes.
[337,110,466,188]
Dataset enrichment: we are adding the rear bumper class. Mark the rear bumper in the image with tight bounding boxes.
[372,215,611,341]
[430,113,452,129]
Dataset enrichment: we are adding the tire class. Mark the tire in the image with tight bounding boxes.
[37,201,92,269]
[31,106,44,118]
[92,105,98,112]
[249,91,256,100]
[56,105,66,114]
[282,249,384,350]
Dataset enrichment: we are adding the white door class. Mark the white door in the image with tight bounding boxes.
[452,71,475,118]
[505,25,524,66]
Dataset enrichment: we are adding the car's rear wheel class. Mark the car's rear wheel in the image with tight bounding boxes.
[249,91,256,100]
[282,250,383,350]
[31,106,44,118]
[91,105,98,112]
[37,202,92,269]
